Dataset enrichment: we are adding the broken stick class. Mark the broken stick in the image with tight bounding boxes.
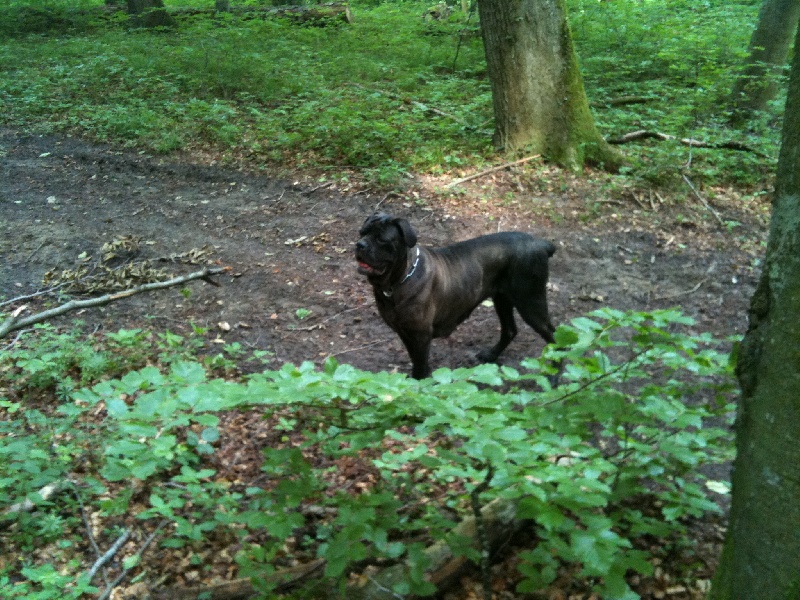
[447,155,541,188]
[0,266,227,339]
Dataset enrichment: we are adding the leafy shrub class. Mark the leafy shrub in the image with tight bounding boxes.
[0,309,735,598]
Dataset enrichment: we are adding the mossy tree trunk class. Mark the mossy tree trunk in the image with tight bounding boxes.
[127,0,174,27]
[710,22,800,600]
[729,0,800,126]
[476,0,622,172]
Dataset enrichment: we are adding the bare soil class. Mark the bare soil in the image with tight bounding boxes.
[0,127,770,598]
[0,129,766,372]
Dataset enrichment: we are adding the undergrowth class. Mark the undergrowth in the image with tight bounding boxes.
[0,0,778,187]
[0,309,736,599]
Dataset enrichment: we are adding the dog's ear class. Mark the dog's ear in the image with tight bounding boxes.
[394,218,417,248]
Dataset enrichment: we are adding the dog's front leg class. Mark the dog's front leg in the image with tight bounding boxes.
[398,330,433,379]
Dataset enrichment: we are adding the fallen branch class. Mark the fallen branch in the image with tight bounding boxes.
[592,95,654,107]
[157,498,523,600]
[0,266,227,339]
[155,560,326,600]
[606,129,768,157]
[447,155,541,188]
[2,481,66,521]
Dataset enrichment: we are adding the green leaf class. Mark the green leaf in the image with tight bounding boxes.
[105,397,129,418]
[201,427,220,443]
[705,480,730,495]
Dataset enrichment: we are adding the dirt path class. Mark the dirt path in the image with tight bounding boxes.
[0,128,763,376]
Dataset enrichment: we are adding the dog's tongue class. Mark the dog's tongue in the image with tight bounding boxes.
[358,261,374,272]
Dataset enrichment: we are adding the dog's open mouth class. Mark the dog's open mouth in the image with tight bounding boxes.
[357,261,386,276]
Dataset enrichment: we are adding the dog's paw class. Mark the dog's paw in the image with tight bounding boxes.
[476,349,499,363]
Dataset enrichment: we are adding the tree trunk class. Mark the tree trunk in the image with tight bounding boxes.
[127,0,174,27]
[729,0,800,126]
[476,0,622,172]
[710,22,800,600]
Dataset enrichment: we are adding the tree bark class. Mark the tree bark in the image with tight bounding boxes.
[127,0,174,27]
[710,22,800,600]
[476,0,622,171]
[729,0,800,125]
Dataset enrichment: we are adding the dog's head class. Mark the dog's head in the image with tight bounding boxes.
[355,213,417,280]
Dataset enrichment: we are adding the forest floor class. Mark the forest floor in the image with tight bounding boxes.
[0,127,771,599]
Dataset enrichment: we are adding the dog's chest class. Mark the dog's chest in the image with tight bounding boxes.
[375,291,476,338]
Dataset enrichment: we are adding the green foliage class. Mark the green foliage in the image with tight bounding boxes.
[569,0,776,186]
[0,0,103,37]
[0,309,735,598]
[0,0,776,185]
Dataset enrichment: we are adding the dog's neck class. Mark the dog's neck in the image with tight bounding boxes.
[382,246,421,297]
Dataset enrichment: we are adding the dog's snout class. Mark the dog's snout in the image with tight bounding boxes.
[356,239,368,251]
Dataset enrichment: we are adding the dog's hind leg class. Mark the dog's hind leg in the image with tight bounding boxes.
[516,293,562,384]
[477,293,517,363]
[516,293,555,345]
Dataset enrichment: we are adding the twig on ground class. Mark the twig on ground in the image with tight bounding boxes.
[0,282,73,308]
[447,155,541,188]
[365,575,406,600]
[630,193,648,210]
[0,266,227,339]
[655,278,707,300]
[97,521,167,600]
[471,466,495,600]
[71,484,105,581]
[327,338,391,358]
[301,181,334,195]
[682,174,725,226]
[26,239,48,263]
[1,329,27,352]
[86,529,132,582]
[373,191,400,212]
[290,305,366,331]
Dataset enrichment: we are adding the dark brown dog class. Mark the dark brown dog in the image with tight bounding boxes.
[355,213,556,379]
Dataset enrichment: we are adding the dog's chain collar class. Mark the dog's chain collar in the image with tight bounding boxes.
[383,246,421,297]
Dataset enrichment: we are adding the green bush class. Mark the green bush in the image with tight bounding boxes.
[0,309,735,598]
